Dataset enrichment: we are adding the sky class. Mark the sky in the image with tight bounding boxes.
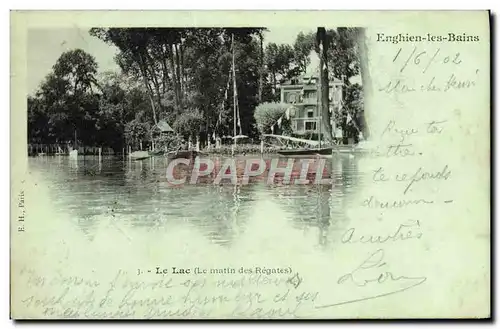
[27,27,321,95]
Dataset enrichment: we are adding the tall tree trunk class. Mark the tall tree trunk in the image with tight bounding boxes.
[357,28,372,139]
[272,72,277,98]
[137,52,158,125]
[179,42,186,94]
[160,44,170,96]
[174,43,182,104]
[145,52,163,117]
[160,63,167,95]
[167,42,181,111]
[258,31,264,103]
[317,27,332,143]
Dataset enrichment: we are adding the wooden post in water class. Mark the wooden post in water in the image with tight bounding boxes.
[128,145,132,166]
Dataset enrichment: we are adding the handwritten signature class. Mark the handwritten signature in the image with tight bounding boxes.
[315,249,427,309]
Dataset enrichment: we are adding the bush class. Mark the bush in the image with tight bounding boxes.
[254,102,290,135]
[153,133,183,151]
[173,108,204,140]
[124,120,151,149]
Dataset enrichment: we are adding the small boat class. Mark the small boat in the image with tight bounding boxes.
[278,144,372,158]
[129,150,151,161]
[315,144,373,159]
[277,147,333,157]
[149,149,165,156]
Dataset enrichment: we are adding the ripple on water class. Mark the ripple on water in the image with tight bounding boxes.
[28,155,367,249]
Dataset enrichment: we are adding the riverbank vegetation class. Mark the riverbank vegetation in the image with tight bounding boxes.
[28,27,366,153]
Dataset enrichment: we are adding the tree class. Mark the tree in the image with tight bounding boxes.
[28,49,101,146]
[342,83,364,141]
[173,108,204,140]
[124,118,151,150]
[257,30,265,103]
[90,27,266,140]
[254,102,290,134]
[325,28,361,83]
[356,28,371,139]
[90,28,162,125]
[94,71,149,150]
[52,49,99,95]
[317,27,333,142]
[264,43,298,100]
[321,28,365,140]
[28,27,367,151]
[27,95,49,143]
[293,31,315,74]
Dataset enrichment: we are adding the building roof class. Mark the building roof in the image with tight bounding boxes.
[156,120,174,133]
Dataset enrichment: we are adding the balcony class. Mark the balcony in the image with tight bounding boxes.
[291,117,320,134]
[302,97,317,105]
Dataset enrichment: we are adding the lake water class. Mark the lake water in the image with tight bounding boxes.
[21,153,432,319]
[27,155,367,250]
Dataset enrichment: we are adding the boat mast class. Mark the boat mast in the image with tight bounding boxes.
[318,73,322,149]
[317,29,323,149]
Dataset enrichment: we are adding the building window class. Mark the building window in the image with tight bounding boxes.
[304,91,317,99]
[307,109,314,118]
[285,92,299,104]
[305,122,316,131]
[296,120,304,131]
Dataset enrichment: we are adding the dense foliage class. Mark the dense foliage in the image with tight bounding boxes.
[28,27,366,151]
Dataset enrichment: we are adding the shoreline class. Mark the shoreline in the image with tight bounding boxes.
[28,142,362,157]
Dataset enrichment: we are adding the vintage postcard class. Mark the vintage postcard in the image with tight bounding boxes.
[10,10,490,319]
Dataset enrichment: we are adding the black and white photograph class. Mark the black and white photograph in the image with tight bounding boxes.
[26,26,369,244]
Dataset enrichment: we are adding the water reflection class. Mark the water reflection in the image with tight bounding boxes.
[28,154,365,249]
